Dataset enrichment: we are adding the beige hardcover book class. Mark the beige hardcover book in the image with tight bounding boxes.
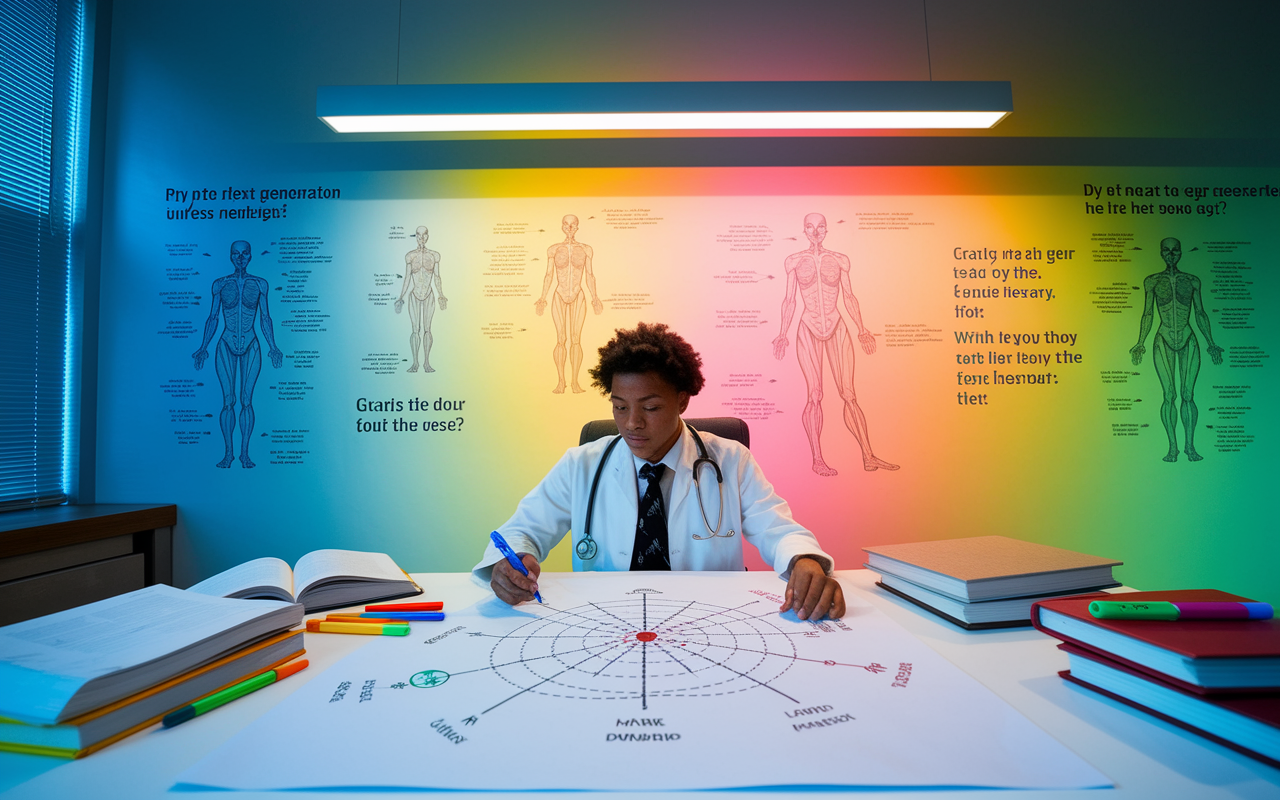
[0,630,305,758]
[863,536,1122,602]
[0,585,304,726]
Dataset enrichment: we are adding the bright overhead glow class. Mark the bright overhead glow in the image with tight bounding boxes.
[316,82,1013,136]
[321,110,1010,134]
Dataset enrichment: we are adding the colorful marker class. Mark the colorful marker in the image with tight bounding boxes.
[490,530,542,603]
[356,611,445,621]
[162,659,309,728]
[365,601,444,612]
[1090,600,1274,621]
[306,620,410,635]
[325,614,407,624]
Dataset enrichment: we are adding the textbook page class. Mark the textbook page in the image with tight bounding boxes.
[186,557,295,601]
[292,550,406,596]
[178,571,1110,792]
[0,585,300,725]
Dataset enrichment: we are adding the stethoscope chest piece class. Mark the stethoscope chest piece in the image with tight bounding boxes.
[575,536,598,560]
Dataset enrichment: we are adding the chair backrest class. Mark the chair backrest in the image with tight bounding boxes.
[579,417,750,449]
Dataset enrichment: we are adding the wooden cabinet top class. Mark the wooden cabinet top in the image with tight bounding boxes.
[0,504,177,559]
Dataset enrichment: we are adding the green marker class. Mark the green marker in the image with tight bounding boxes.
[1089,600,1180,620]
[163,659,309,727]
[1089,600,1273,620]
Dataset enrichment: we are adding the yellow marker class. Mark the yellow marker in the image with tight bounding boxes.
[305,619,409,636]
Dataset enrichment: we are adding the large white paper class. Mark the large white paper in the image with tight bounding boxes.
[177,572,1109,791]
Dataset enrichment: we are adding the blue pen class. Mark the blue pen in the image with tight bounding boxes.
[490,530,543,603]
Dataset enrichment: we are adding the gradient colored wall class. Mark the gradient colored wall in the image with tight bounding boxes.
[93,1,1279,603]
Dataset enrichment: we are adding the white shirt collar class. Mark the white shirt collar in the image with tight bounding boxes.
[631,422,686,478]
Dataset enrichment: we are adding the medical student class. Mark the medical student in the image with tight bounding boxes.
[473,322,844,620]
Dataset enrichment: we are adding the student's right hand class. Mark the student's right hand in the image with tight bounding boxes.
[491,554,541,605]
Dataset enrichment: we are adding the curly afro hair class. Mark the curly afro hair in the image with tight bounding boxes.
[589,322,706,397]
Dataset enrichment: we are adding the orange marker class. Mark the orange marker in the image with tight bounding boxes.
[272,659,311,680]
[365,601,444,612]
[306,620,409,636]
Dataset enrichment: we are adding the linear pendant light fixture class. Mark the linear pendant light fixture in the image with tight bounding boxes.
[317,81,1012,135]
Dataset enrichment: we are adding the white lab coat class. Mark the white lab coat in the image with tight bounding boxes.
[472,423,832,586]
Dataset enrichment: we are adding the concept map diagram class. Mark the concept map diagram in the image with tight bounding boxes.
[421,590,887,714]
[178,572,1109,793]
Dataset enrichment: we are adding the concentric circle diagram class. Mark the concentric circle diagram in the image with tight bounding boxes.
[439,592,885,713]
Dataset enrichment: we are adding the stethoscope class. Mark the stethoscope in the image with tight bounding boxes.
[576,422,736,561]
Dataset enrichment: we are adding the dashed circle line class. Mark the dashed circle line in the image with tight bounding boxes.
[485,599,800,702]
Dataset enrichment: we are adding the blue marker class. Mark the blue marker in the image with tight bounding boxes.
[490,530,543,603]
[356,611,446,621]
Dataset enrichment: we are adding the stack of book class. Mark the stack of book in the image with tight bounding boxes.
[0,548,419,758]
[863,536,1122,630]
[0,584,305,758]
[1032,590,1280,769]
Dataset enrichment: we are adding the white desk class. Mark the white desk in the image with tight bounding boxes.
[2,569,1277,799]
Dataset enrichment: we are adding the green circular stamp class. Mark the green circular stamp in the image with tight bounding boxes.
[409,669,450,688]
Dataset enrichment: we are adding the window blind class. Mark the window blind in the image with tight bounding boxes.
[0,0,85,511]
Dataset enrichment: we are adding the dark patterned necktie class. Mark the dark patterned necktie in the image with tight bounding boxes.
[630,463,670,571]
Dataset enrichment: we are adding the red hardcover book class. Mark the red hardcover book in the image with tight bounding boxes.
[1031,589,1280,693]
[1059,643,1280,770]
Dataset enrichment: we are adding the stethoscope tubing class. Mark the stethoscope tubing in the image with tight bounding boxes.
[578,435,623,560]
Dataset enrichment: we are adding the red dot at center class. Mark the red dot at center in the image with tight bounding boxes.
[636,631,657,642]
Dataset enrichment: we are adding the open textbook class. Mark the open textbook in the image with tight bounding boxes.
[0,585,302,726]
[186,549,421,612]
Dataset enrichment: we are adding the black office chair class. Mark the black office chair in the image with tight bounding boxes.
[579,417,750,448]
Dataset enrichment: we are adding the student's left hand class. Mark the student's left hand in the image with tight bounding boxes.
[781,557,845,620]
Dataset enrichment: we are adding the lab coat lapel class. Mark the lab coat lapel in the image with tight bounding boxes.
[608,444,638,568]
[666,425,697,569]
